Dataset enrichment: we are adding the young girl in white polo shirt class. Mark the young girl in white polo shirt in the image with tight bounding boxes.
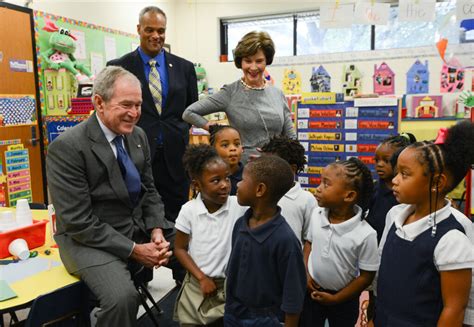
[375,122,474,326]
[300,157,379,327]
[173,144,246,326]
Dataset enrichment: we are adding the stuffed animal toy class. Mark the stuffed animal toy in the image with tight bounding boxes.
[194,63,208,94]
[41,19,93,83]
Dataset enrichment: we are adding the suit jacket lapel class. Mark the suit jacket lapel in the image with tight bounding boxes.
[87,114,132,207]
[164,51,175,112]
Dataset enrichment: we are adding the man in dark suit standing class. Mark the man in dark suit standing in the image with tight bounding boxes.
[47,66,173,326]
[108,6,198,223]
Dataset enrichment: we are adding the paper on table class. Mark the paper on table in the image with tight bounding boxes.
[0,280,17,301]
[0,257,60,284]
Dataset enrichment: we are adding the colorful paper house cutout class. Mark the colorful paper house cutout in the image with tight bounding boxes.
[406,59,429,94]
[310,65,331,92]
[342,64,362,97]
[282,69,302,95]
[413,95,442,118]
[373,62,395,95]
[440,58,465,93]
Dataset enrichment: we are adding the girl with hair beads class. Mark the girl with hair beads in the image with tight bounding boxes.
[375,121,474,327]
[367,133,417,243]
[174,144,246,326]
[300,158,379,327]
[209,125,244,195]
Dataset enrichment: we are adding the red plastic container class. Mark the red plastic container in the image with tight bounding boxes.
[0,220,47,258]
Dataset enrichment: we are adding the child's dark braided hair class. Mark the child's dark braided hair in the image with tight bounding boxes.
[406,121,474,236]
[409,121,474,194]
[332,157,374,216]
[383,133,417,169]
[381,133,416,149]
[260,135,307,174]
[209,124,241,146]
[182,144,224,180]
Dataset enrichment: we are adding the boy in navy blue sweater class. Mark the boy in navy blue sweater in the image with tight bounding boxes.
[224,155,307,327]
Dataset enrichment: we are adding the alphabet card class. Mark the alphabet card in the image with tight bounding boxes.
[440,58,465,93]
[373,62,395,95]
[406,59,429,94]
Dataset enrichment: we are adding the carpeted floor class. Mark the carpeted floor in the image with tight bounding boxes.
[137,286,180,327]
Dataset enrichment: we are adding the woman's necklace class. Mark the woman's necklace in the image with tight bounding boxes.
[240,78,266,90]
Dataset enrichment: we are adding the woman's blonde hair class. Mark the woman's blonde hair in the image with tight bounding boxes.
[233,31,275,69]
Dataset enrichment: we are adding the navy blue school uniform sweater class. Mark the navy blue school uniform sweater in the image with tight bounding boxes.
[229,162,243,196]
[366,181,399,243]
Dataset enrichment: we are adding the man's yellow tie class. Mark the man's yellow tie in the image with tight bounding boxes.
[149,59,162,115]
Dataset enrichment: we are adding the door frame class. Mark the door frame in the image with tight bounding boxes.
[0,2,48,204]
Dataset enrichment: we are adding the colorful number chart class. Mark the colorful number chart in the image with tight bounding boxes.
[296,95,400,194]
[4,145,32,206]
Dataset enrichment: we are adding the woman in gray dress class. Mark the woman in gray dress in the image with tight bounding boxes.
[182,31,296,163]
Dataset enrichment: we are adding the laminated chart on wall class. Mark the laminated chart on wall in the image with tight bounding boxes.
[296,94,400,194]
[44,115,88,143]
[5,145,32,206]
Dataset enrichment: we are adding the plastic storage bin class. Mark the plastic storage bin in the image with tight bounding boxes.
[0,219,47,258]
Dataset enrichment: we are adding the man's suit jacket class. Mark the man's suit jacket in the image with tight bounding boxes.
[108,49,198,184]
[46,114,173,274]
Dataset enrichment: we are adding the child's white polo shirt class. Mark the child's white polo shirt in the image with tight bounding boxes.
[175,194,247,278]
[307,205,379,291]
[278,182,318,245]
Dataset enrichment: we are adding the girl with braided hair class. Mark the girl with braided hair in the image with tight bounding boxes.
[375,121,474,326]
[300,157,378,327]
[174,144,247,326]
[367,133,416,243]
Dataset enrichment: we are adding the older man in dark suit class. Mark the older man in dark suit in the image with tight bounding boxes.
[46,66,173,326]
[108,6,198,223]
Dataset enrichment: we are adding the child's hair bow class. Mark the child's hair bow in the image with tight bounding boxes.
[434,127,448,145]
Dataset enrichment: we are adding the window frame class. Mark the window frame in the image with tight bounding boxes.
[219,1,466,62]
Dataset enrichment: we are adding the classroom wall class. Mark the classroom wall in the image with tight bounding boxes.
[173,0,473,98]
[3,0,178,54]
[3,0,472,97]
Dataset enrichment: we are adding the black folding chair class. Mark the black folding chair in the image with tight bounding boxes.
[13,282,90,327]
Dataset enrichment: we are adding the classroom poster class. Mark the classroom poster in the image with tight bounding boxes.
[310,65,331,92]
[406,59,429,94]
[282,69,302,95]
[373,62,395,95]
[440,60,465,93]
[296,95,399,193]
[342,64,362,97]
[5,145,32,206]
[412,95,443,118]
[0,95,36,125]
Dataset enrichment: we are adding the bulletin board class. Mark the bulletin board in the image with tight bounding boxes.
[296,94,400,194]
[33,11,139,117]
